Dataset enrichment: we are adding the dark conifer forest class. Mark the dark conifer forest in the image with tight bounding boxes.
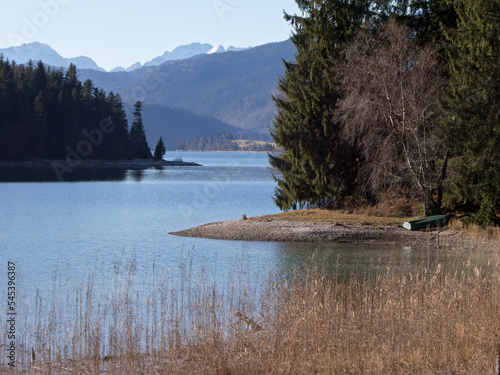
[0,59,150,161]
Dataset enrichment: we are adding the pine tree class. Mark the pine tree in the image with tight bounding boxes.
[0,56,16,160]
[154,137,166,161]
[407,0,458,45]
[269,0,369,210]
[440,0,500,224]
[129,101,152,159]
[105,93,130,159]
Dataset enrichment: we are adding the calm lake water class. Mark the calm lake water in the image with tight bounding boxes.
[0,152,482,297]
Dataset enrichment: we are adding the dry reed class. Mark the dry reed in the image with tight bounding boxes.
[2,249,500,374]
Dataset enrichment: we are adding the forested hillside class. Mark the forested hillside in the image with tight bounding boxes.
[136,104,252,151]
[78,40,296,135]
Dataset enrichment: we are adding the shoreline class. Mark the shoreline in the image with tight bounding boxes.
[0,158,201,168]
[170,217,455,246]
[174,150,273,153]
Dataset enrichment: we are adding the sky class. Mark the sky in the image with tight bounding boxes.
[0,0,300,71]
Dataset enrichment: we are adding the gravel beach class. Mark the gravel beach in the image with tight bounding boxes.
[170,217,448,245]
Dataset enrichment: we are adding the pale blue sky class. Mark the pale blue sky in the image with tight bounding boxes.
[0,0,300,71]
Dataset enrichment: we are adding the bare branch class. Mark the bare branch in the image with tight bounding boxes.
[333,19,448,215]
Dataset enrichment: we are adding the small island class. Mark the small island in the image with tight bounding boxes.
[0,59,199,170]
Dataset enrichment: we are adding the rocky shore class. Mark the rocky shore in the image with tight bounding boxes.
[170,217,453,246]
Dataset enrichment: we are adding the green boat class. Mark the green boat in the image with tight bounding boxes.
[403,214,453,231]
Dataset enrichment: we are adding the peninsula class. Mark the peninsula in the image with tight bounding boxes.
[170,209,468,246]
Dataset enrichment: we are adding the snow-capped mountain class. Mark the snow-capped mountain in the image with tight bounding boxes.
[0,41,249,73]
[0,42,105,71]
[121,43,249,72]
[207,44,225,54]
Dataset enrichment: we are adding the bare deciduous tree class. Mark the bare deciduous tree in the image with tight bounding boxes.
[334,20,448,215]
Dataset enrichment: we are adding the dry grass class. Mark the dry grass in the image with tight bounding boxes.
[449,217,500,242]
[3,248,500,374]
[269,262,500,374]
[251,208,419,227]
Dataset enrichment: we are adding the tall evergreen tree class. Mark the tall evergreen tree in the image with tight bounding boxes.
[154,137,166,161]
[269,0,370,210]
[0,56,16,160]
[129,101,152,159]
[105,92,130,159]
[440,0,500,223]
[407,0,457,45]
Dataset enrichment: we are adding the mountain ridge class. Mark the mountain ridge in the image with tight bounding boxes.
[0,41,250,73]
[0,42,106,71]
[131,104,258,150]
[118,43,249,72]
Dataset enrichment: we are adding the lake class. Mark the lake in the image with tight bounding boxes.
[0,152,480,297]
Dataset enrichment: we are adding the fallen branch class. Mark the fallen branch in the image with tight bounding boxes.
[232,312,262,332]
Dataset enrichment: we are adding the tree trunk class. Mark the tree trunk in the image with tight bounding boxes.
[424,195,441,216]
[435,151,449,213]
[423,151,449,216]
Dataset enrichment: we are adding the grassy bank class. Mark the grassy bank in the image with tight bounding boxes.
[3,249,500,374]
[250,208,419,226]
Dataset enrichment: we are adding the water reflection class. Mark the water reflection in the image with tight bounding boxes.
[130,169,145,182]
[271,241,488,281]
[0,166,129,182]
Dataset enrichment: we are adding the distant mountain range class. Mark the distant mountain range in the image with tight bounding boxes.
[113,43,248,72]
[0,42,249,72]
[0,40,296,147]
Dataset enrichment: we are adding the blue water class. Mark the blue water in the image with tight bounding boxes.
[0,153,278,287]
[0,152,473,295]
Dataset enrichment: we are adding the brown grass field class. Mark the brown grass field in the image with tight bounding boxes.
[250,208,419,226]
